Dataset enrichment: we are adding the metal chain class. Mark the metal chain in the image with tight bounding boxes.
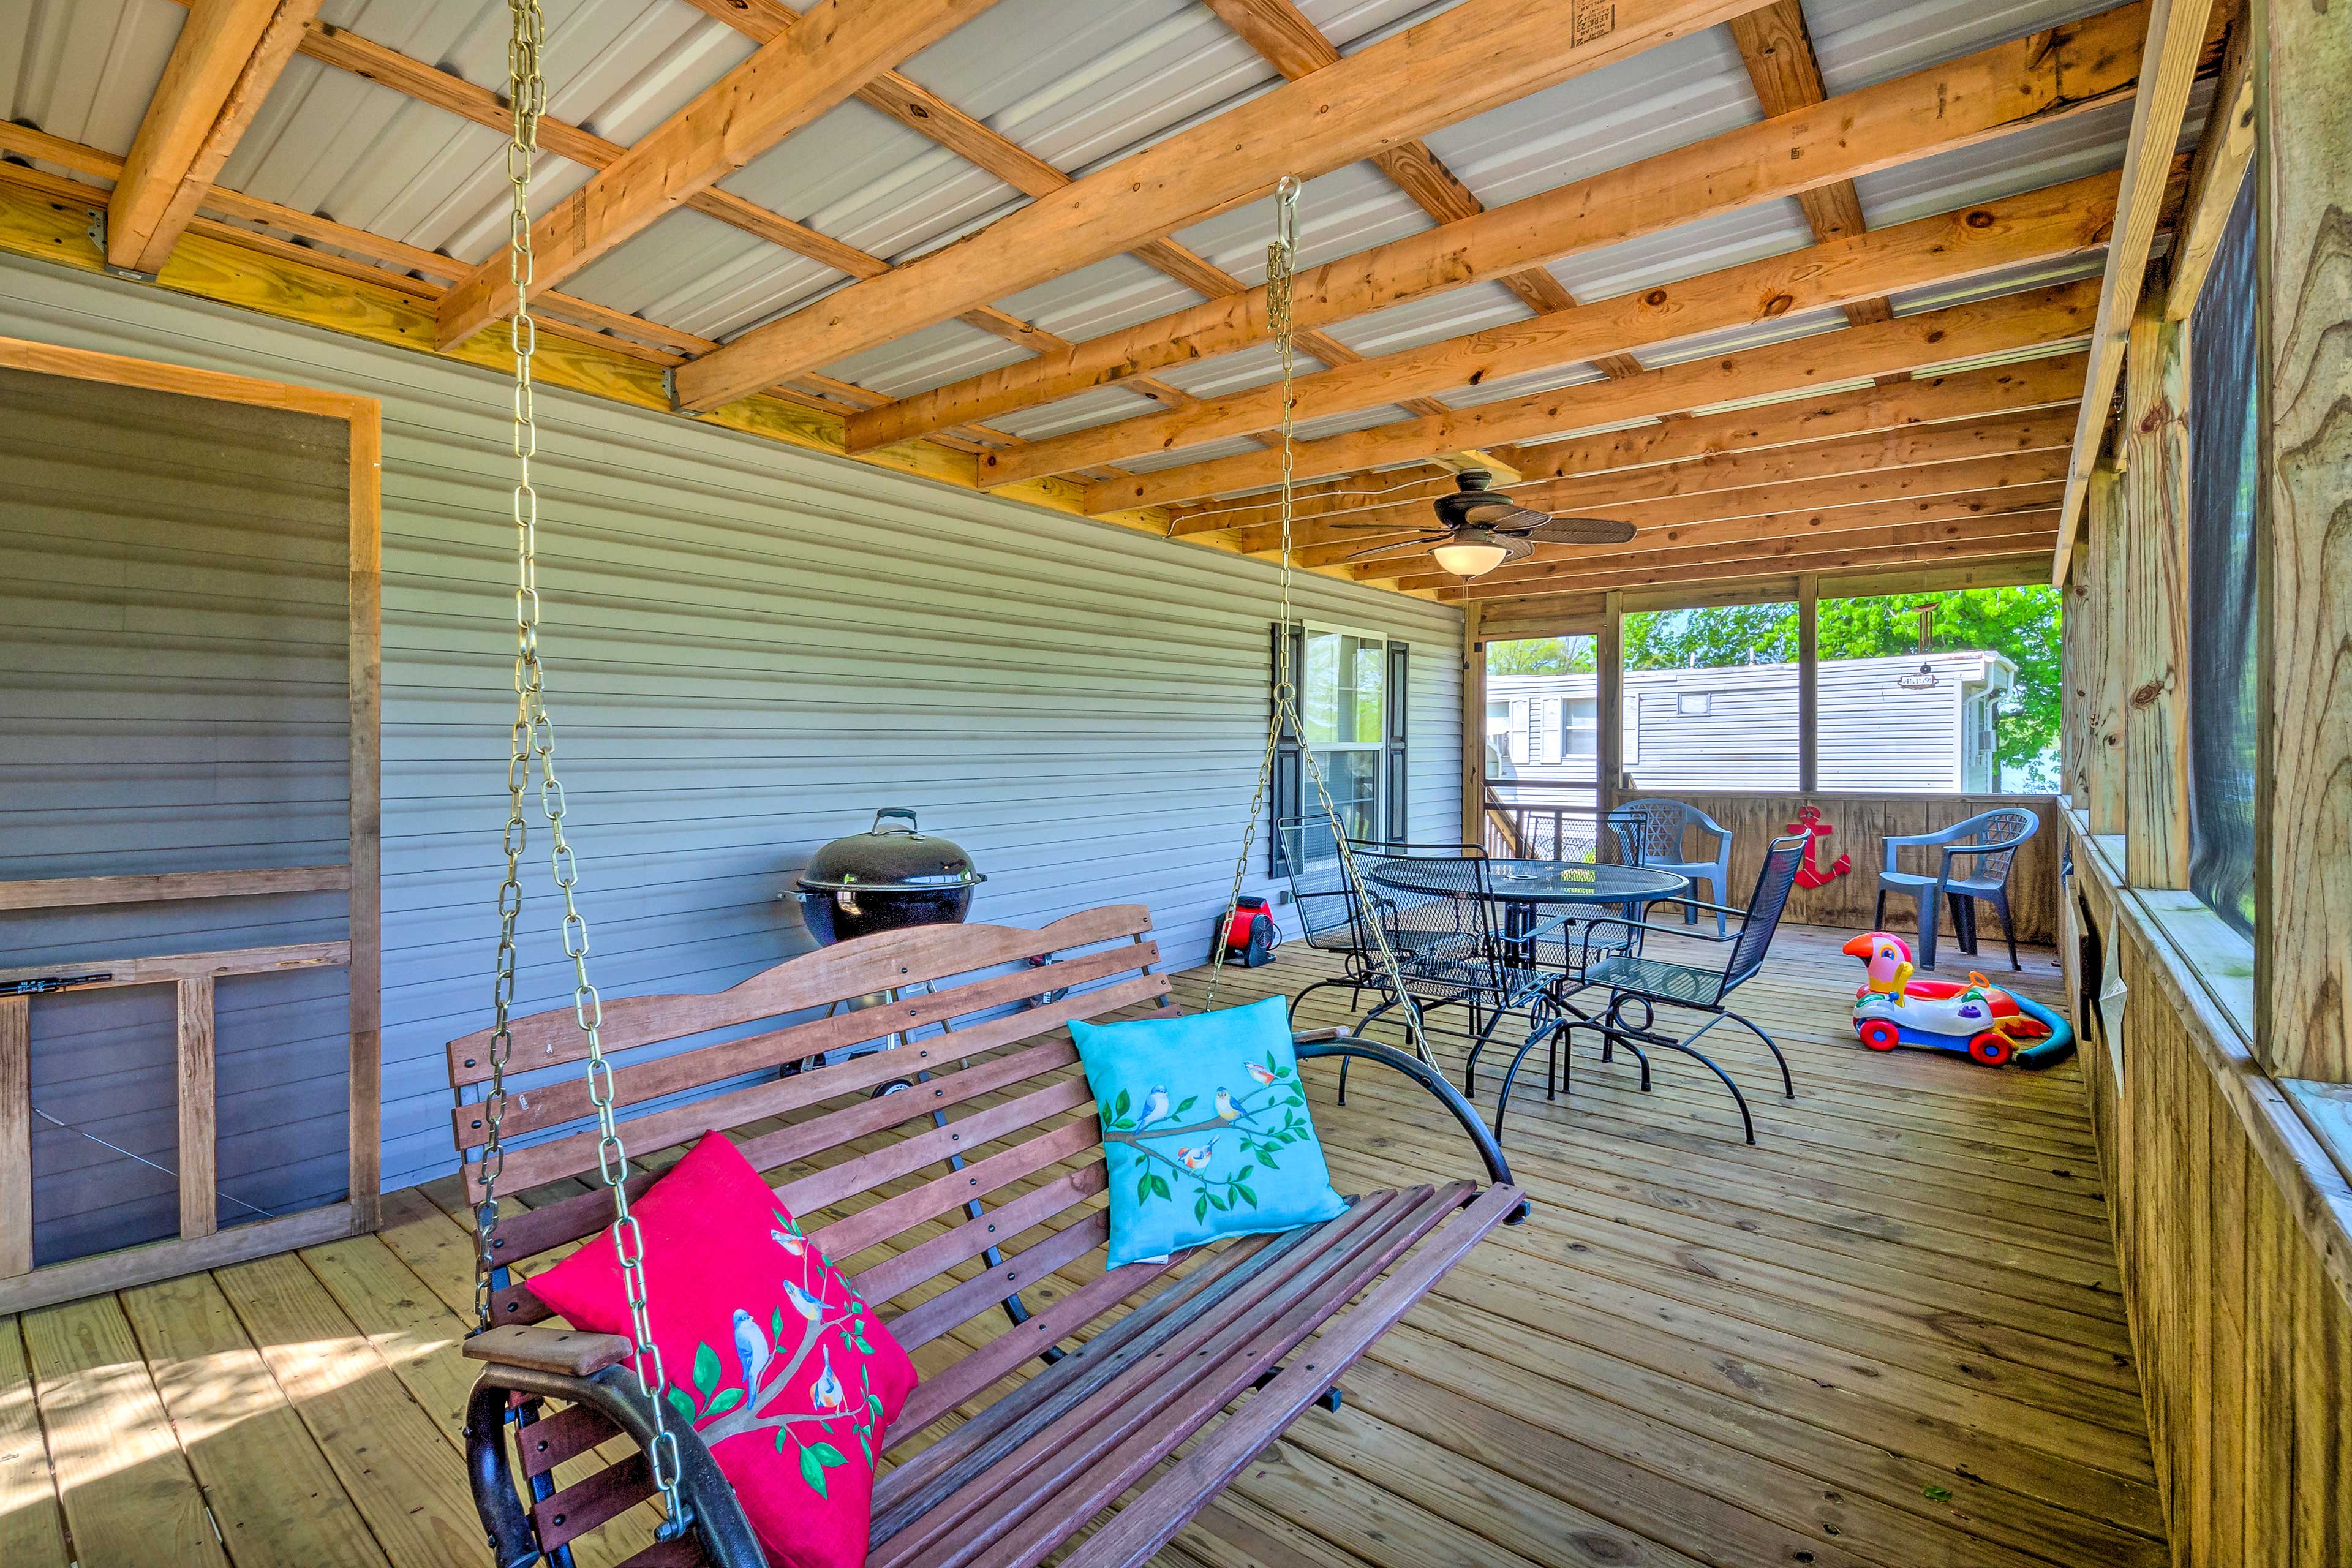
[473,0,687,1536]
[1207,179,1433,1068]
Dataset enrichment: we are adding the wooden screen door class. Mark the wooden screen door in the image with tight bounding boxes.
[0,336,381,1314]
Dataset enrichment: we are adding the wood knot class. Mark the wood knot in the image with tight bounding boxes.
[1964,208,1996,229]
[2130,678,2166,707]
[1645,288,1669,307]
[2137,407,2166,434]
[1760,293,1795,319]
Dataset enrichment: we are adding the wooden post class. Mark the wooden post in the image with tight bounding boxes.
[2258,0,2352,1080]
[1796,574,1819,794]
[347,410,383,1229]
[0,996,28,1276]
[1460,601,1485,847]
[2084,461,2129,835]
[176,976,216,1242]
[1597,591,1624,839]
[2121,294,2192,888]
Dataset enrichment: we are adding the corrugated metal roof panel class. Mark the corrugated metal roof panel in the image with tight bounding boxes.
[0,0,2155,459]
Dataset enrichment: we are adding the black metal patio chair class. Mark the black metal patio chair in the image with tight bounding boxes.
[1542,832,1809,1145]
[1874,806,2039,971]
[1346,843,1572,1143]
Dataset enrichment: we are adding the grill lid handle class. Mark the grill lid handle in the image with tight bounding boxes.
[872,807,921,835]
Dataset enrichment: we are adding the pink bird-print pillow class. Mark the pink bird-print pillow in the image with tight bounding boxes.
[528,1132,918,1568]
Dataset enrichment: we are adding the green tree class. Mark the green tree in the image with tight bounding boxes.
[1622,604,1796,669]
[1485,636,1595,675]
[1814,586,2064,788]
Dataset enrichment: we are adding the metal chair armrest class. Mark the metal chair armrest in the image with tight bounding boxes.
[1631,896,1747,938]
[1294,1035,1527,1223]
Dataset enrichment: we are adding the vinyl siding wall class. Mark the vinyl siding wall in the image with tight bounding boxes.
[0,257,1463,1199]
[1487,653,2010,794]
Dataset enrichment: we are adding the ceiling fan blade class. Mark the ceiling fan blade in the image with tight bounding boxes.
[1343,537,1452,563]
[1521,514,1638,545]
[1452,496,1529,527]
[1317,521,1447,533]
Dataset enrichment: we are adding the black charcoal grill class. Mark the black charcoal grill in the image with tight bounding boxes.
[794,807,985,944]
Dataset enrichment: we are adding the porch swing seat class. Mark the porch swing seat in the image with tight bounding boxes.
[449,905,1521,1568]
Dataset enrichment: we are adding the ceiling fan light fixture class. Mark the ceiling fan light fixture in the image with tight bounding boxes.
[1431,535,1513,579]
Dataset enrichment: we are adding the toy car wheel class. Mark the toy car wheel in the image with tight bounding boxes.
[1969,1033,2011,1066]
[1858,1019,1901,1052]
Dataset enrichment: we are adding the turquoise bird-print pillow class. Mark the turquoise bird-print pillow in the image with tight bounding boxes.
[1069,995,1349,1269]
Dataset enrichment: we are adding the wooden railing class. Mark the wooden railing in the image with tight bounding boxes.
[1481,782,1608,862]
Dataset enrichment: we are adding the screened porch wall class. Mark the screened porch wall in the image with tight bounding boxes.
[0,256,1464,1196]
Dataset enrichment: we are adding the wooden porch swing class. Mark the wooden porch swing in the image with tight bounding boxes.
[445,8,1521,1566]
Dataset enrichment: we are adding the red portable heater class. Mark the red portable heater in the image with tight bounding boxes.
[1212,896,1281,967]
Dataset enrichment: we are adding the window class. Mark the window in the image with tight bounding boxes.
[1564,697,1597,759]
[1622,603,1797,790]
[1284,624,1396,857]
[2186,177,2259,938]
[1812,588,2056,793]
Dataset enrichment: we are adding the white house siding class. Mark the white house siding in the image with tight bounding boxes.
[1488,652,2010,796]
[0,257,1463,1197]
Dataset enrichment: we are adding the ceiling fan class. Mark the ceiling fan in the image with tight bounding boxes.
[1325,470,1637,579]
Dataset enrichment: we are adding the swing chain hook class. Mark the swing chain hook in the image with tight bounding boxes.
[474,0,687,1537]
[1205,177,1432,1069]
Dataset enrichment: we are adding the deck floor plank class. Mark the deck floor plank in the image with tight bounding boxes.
[20,1292,226,1567]
[0,922,2166,1568]
[118,1271,394,1568]
[0,1317,68,1568]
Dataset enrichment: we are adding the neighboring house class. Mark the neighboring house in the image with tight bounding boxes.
[1486,651,2016,796]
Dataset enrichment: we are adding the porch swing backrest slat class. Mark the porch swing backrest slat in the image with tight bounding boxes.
[447,905,1161,1084]
[453,939,1159,1147]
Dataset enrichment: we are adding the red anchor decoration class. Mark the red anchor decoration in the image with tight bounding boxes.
[1785,804,1852,888]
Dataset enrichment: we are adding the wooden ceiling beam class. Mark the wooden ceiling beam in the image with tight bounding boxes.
[1728,1,1892,328]
[1473,552,2054,630]
[977,172,2119,486]
[2047,0,2225,576]
[435,0,1002,348]
[669,0,1322,420]
[108,0,320,277]
[2162,12,2253,320]
[1271,414,2077,562]
[1089,279,2101,511]
[669,0,1762,413]
[842,2,2152,453]
[1200,0,1642,379]
[1373,475,2070,592]
[271,10,1158,424]
[1444,526,2062,600]
[1167,355,2087,537]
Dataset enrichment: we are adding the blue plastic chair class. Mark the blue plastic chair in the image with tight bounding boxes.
[1608,798,1734,937]
[1874,807,2039,971]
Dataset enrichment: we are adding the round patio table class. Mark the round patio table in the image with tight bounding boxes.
[1368,858,1690,940]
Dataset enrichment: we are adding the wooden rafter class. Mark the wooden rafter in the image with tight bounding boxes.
[1473,552,2054,626]
[1443,526,2062,600]
[1273,409,2079,564]
[1167,356,2087,537]
[1727,1,1892,328]
[669,0,1293,420]
[1200,0,1643,383]
[109,0,322,277]
[435,0,1003,348]
[978,172,2120,488]
[2161,13,2253,320]
[669,0,1763,413]
[0,120,1023,453]
[1088,281,2103,511]
[1363,458,2069,585]
[842,2,2152,453]
[244,9,1162,434]
[2046,0,2223,576]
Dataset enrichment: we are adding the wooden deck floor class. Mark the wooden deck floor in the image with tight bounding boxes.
[0,922,2162,1568]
